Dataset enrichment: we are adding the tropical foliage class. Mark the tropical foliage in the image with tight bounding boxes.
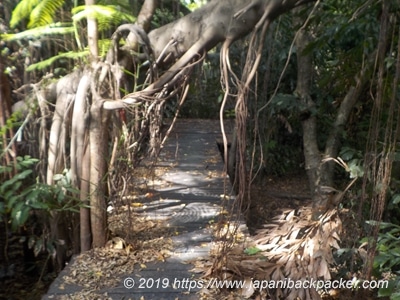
[3,0,136,72]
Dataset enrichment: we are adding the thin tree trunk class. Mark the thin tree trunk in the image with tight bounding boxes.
[295,12,370,219]
[89,99,108,247]
[322,67,369,181]
[85,0,108,248]
[294,13,330,219]
[295,22,320,192]
[80,142,91,251]
[86,0,98,61]
[70,72,91,252]
[71,72,90,187]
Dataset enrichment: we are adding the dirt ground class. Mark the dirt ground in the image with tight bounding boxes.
[1,171,386,300]
[247,173,312,233]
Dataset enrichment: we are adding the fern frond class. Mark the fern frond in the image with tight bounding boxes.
[72,5,136,31]
[10,0,41,28]
[26,50,89,72]
[1,23,74,41]
[28,0,66,29]
[98,39,112,57]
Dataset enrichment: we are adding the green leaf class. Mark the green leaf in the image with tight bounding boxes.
[46,241,56,258]
[28,0,66,29]
[244,247,262,255]
[28,236,36,249]
[1,23,74,41]
[26,50,89,72]
[378,279,398,298]
[6,195,20,210]
[374,254,390,269]
[53,174,65,182]
[33,202,51,210]
[0,169,32,194]
[10,0,41,28]
[392,194,400,205]
[72,5,136,31]
[34,238,44,257]
[11,203,30,230]
[19,157,39,167]
[57,189,65,203]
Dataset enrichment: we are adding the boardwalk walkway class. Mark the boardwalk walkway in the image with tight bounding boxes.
[43,119,245,300]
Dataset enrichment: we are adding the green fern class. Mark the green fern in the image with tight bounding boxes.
[98,38,112,57]
[1,23,74,41]
[10,0,41,28]
[10,0,65,29]
[28,0,66,29]
[26,50,89,72]
[72,5,136,32]
[25,38,111,72]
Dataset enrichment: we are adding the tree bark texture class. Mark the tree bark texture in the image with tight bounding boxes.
[80,143,91,252]
[137,0,158,33]
[0,55,16,176]
[70,72,92,252]
[295,11,370,219]
[294,14,331,220]
[148,0,315,64]
[101,0,317,111]
[47,71,82,185]
[70,72,90,188]
[295,26,320,192]
[86,0,99,60]
[89,99,108,248]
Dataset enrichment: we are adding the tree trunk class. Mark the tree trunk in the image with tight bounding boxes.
[89,99,108,248]
[295,11,370,219]
[46,72,81,270]
[294,13,330,220]
[80,142,91,251]
[86,0,99,61]
[0,55,16,176]
[295,27,321,192]
[136,0,158,33]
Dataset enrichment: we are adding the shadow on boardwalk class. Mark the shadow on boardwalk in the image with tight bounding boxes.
[43,119,246,300]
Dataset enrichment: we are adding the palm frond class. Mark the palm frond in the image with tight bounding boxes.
[28,0,66,29]
[25,38,111,72]
[72,5,136,32]
[10,0,41,28]
[26,50,89,72]
[1,23,74,41]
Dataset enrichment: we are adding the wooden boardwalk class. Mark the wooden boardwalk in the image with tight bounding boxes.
[43,119,246,300]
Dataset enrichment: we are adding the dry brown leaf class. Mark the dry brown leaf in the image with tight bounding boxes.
[240,277,255,299]
[316,257,330,278]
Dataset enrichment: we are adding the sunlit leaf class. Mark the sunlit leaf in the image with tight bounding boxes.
[10,0,41,28]
[28,0,66,28]
[244,247,262,255]
[26,50,89,72]
[2,23,74,41]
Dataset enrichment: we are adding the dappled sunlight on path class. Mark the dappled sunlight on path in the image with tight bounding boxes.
[43,119,246,300]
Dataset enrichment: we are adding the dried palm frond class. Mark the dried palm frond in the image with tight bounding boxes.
[202,207,342,299]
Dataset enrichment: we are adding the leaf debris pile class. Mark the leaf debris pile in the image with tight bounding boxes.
[55,207,174,298]
[194,207,347,300]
